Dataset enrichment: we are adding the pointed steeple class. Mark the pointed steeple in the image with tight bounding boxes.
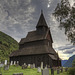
[36,10,48,29]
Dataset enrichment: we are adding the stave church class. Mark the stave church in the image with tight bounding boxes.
[10,11,61,68]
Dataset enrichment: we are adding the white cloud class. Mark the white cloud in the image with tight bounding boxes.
[55,44,75,60]
[58,51,72,60]
[73,51,75,55]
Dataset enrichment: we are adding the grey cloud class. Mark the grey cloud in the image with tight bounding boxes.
[55,44,75,54]
[58,44,75,50]
[0,0,35,40]
[63,48,75,54]
[0,0,75,59]
[0,0,73,52]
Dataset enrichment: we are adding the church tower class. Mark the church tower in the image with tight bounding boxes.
[36,10,48,32]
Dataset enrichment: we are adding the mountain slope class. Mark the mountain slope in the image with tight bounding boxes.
[0,31,19,61]
[61,60,67,66]
[63,55,75,67]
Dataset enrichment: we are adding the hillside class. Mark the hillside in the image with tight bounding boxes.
[63,55,75,67]
[0,31,19,61]
[61,60,67,66]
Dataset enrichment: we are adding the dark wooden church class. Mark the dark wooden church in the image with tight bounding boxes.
[10,11,61,67]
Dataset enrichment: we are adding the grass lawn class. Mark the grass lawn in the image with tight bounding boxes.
[0,65,68,75]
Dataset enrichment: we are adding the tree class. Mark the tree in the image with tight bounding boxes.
[53,0,75,45]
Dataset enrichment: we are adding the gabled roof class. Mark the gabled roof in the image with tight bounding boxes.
[10,45,49,57]
[45,28,53,43]
[36,11,48,28]
[19,28,47,44]
[10,45,57,57]
[10,43,59,60]
[19,30,46,44]
[19,28,53,44]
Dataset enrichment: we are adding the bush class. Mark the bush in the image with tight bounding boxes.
[68,67,75,75]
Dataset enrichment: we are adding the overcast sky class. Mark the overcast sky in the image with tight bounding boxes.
[0,0,75,60]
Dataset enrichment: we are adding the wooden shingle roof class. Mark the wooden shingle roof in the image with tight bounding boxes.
[19,29,48,44]
[48,54,57,60]
[36,11,48,28]
[19,30,45,44]
[19,27,53,44]
[10,45,56,57]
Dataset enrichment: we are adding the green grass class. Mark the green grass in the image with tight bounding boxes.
[54,70,68,75]
[0,65,41,75]
[0,65,68,75]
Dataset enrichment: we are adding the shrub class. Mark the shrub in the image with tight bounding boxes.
[68,67,75,75]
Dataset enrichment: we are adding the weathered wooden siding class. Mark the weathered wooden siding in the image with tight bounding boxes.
[19,40,49,49]
[10,54,53,68]
[10,54,61,67]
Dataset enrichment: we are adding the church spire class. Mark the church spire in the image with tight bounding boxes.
[36,10,48,29]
